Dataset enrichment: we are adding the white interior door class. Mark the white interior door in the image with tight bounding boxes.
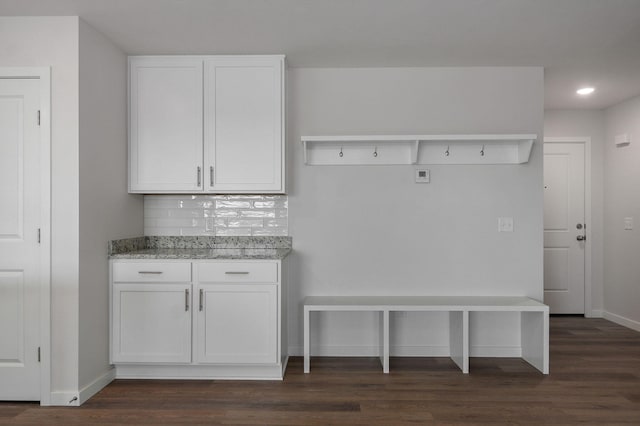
[543,142,586,314]
[0,78,41,400]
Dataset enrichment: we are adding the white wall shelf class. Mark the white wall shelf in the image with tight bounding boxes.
[301,134,536,165]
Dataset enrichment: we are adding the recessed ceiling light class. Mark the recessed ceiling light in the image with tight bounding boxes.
[577,87,595,95]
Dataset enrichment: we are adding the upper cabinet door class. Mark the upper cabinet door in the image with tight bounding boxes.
[129,58,203,192]
[204,57,284,193]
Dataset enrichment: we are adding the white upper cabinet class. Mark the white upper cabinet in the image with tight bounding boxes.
[205,57,284,192]
[129,57,204,192]
[128,55,285,194]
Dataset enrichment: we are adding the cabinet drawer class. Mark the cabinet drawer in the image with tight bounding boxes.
[198,262,278,283]
[113,262,191,283]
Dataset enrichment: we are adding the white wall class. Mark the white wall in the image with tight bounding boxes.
[78,20,143,394]
[603,95,640,330]
[0,16,80,401]
[287,67,544,356]
[544,110,605,315]
[0,16,143,405]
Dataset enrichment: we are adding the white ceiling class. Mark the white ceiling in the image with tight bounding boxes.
[2,0,640,109]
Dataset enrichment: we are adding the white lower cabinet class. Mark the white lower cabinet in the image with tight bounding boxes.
[110,259,287,379]
[196,284,277,364]
[112,283,192,363]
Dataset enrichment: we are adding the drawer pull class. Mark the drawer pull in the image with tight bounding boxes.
[199,289,204,311]
[225,271,249,275]
[138,271,163,275]
[185,289,190,311]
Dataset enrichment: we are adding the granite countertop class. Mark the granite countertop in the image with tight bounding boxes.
[109,247,291,260]
[108,236,292,260]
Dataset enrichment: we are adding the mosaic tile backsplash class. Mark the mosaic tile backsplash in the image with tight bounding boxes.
[144,195,288,237]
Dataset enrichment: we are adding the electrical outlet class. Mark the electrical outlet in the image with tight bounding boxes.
[624,217,633,230]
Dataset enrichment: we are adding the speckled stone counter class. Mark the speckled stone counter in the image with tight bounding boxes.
[108,236,292,260]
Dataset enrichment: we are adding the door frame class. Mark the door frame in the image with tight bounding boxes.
[0,67,51,404]
[543,137,593,317]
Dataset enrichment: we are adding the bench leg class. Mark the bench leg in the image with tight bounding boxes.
[521,310,549,374]
[449,310,469,374]
[380,310,389,373]
[304,307,310,373]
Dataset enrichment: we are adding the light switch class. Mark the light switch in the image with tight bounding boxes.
[624,217,633,230]
[498,217,514,232]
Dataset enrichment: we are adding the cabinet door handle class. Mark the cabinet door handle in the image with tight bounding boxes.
[225,271,249,275]
[138,271,163,275]
[197,166,201,187]
[199,289,204,311]
[185,289,190,311]
[210,166,214,187]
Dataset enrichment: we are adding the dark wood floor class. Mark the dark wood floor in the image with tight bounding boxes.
[1,316,639,425]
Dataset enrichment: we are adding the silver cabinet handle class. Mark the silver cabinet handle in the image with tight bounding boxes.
[199,289,204,311]
[197,166,201,187]
[185,289,190,311]
[210,166,214,187]
[138,271,163,275]
[225,271,249,275]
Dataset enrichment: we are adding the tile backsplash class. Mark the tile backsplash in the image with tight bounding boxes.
[144,195,288,236]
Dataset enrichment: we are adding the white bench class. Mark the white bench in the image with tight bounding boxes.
[303,296,549,374]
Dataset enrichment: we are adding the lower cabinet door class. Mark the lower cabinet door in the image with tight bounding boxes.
[112,284,192,363]
[196,284,278,364]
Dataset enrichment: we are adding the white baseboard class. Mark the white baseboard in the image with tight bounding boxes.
[391,345,450,357]
[603,311,640,332]
[289,345,521,358]
[78,368,116,405]
[288,345,385,357]
[47,369,116,407]
[49,391,80,407]
[115,363,285,380]
[470,346,522,358]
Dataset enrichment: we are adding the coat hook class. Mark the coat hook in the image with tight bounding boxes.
[445,145,450,156]
[373,146,378,157]
[480,145,485,156]
[339,147,343,157]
